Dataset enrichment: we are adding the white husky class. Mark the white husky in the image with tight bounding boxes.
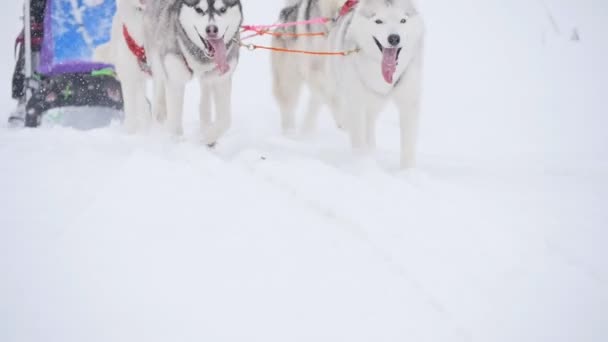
[272,0,425,169]
[95,0,154,133]
[143,0,243,145]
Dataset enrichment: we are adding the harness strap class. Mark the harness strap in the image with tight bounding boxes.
[239,41,359,57]
[240,29,326,42]
[241,17,330,33]
[241,0,359,34]
[122,24,152,75]
[182,55,194,75]
[339,0,359,18]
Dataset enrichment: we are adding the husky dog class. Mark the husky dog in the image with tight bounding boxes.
[271,0,344,134]
[143,0,243,144]
[95,0,154,133]
[272,0,425,169]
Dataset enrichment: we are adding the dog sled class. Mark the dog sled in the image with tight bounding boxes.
[9,0,123,129]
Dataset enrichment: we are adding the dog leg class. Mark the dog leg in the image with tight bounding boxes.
[135,83,151,131]
[162,54,192,137]
[165,82,185,137]
[329,98,345,130]
[271,43,301,134]
[121,80,138,134]
[202,77,232,146]
[199,81,212,135]
[278,89,299,135]
[366,111,377,149]
[348,106,367,151]
[394,56,423,169]
[153,77,167,123]
[300,91,323,134]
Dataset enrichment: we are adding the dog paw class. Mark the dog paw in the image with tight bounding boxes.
[201,132,218,147]
[155,111,167,123]
[202,124,228,147]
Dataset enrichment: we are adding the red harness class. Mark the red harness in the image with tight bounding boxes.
[122,24,152,75]
[339,0,359,17]
[122,24,194,76]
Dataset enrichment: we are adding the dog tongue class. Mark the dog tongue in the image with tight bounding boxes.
[208,38,230,75]
[381,47,398,84]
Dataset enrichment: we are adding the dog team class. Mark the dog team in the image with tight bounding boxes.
[95,0,425,169]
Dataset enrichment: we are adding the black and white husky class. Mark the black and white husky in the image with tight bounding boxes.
[144,0,243,144]
[272,0,425,169]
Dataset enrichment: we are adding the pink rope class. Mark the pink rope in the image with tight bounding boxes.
[240,32,260,41]
[240,0,359,40]
[241,17,331,33]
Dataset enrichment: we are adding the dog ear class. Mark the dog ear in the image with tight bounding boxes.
[392,0,420,13]
[223,0,240,7]
[182,0,200,7]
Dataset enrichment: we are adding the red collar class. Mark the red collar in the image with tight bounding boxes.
[122,24,189,76]
[122,24,148,66]
[339,0,358,17]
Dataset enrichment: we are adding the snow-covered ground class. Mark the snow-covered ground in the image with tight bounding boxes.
[1,0,607,341]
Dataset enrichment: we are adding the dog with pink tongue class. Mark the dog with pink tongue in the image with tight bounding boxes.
[272,0,425,169]
[144,0,243,146]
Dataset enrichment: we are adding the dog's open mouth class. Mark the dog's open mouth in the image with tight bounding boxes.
[196,30,231,75]
[373,37,402,84]
[199,35,216,57]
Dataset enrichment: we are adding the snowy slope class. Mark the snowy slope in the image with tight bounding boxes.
[1,1,607,341]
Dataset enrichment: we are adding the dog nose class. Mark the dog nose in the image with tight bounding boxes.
[206,25,219,37]
[388,34,401,47]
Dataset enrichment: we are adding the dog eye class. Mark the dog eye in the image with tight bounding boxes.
[195,7,205,15]
[375,19,383,24]
[219,7,227,14]
[400,18,407,24]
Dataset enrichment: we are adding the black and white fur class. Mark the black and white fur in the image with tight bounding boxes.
[272,0,425,169]
[144,0,243,144]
